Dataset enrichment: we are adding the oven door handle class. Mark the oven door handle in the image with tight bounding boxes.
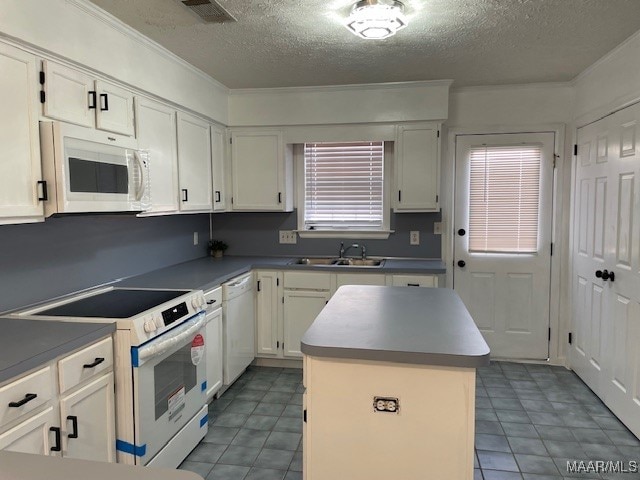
[133,312,206,367]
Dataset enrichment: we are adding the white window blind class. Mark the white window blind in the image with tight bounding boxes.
[304,141,384,230]
[468,144,542,253]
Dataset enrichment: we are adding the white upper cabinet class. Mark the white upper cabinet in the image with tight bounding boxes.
[230,129,293,211]
[94,80,135,136]
[394,124,440,212]
[177,112,213,212]
[42,61,134,136]
[211,125,227,212]
[135,97,179,213]
[0,43,44,224]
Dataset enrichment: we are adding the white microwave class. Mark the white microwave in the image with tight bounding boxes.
[39,121,151,217]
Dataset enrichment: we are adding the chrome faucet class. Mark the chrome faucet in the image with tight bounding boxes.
[339,242,367,260]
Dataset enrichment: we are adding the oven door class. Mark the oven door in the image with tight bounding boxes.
[131,312,207,465]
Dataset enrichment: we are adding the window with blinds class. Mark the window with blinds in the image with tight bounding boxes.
[468,144,542,254]
[303,141,384,230]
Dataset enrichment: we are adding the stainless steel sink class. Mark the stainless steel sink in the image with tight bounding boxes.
[289,257,385,267]
[332,258,385,267]
[290,257,338,265]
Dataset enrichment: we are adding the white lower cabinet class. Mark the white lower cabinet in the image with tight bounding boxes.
[256,271,282,357]
[256,271,331,359]
[59,372,115,462]
[256,271,438,360]
[0,337,116,462]
[283,290,330,358]
[334,273,386,292]
[389,274,438,288]
[0,407,57,455]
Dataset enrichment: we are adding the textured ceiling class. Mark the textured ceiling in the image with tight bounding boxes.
[89,0,640,89]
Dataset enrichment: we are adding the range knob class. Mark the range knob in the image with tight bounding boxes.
[143,318,157,333]
[192,297,201,309]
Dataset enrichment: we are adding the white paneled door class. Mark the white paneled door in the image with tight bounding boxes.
[572,103,640,438]
[454,133,555,359]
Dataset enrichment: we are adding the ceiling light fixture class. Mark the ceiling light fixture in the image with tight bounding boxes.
[345,0,408,40]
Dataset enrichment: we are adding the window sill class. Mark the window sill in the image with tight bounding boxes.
[297,230,394,240]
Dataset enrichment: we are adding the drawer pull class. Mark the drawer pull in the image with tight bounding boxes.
[50,426,61,452]
[8,393,37,408]
[83,357,105,369]
[407,283,420,287]
[207,299,217,305]
[67,415,79,439]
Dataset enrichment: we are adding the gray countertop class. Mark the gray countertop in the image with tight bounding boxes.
[0,318,115,384]
[117,255,446,291]
[0,451,202,480]
[301,286,490,368]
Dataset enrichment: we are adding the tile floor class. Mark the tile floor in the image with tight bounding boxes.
[179,363,640,480]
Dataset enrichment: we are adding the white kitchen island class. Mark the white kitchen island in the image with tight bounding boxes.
[301,286,490,480]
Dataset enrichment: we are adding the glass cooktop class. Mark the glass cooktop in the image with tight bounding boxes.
[36,289,190,319]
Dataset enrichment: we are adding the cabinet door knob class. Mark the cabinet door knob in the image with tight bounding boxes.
[457,260,466,268]
[458,229,466,236]
[595,270,603,278]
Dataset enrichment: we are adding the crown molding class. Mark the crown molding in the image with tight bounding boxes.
[572,27,640,85]
[67,0,229,92]
[229,79,454,96]
[451,81,573,94]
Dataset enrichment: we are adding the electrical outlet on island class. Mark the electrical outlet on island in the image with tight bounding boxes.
[410,231,420,246]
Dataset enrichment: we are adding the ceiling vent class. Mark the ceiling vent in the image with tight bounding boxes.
[181,0,237,23]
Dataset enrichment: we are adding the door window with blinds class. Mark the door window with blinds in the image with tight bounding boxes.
[468,144,542,254]
[302,141,386,231]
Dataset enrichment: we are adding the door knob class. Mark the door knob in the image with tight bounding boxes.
[601,270,615,282]
[458,229,466,236]
[595,270,603,278]
[457,260,466,268]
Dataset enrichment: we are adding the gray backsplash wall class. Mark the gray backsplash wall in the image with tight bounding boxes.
[0,214,209,313]
[211,210,442,258]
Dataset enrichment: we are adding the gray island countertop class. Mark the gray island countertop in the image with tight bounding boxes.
[0,318,115,384]
[301,286,490,368]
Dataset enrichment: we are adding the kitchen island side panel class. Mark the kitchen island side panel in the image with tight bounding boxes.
[304,355,475,480]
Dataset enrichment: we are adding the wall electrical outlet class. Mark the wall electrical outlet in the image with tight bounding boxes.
[193,231,199,245]
[410,231,420,245]
[279,230,297,244]
[433,222,443,235]
[373,396,400,414]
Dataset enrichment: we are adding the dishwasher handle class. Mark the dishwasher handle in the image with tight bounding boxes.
[227,275,252,289]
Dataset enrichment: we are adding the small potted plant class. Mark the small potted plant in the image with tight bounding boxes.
[208,239,228,258]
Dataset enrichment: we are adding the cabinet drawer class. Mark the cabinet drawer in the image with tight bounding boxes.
[204,286,222,310]
[283,272,331,290]
[0,367,53,429]
[58,337,113,393]
[391,275,437,288]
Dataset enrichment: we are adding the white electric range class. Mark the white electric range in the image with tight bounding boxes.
[12,286,209,468]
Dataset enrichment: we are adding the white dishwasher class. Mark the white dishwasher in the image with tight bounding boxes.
[222,272,256,386]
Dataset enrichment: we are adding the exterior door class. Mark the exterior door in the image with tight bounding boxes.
[573,103,640,438]
[454,133,555,359]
